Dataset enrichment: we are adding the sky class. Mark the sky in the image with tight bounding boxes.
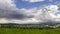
[15,0,60,9]
[0,0,60,24]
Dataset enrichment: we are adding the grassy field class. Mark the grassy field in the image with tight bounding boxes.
[0,27,60,34]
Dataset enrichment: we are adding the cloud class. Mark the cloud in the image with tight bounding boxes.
[0,0,19,19]
[0,0,39,23]
[0,0,16,10]
[22,0,45,2]
[25,4,60,22]
[12,5,60,23]
[0,0,32,19]
[0,0,60,24]
[57,3,60,10]
[18,5,59,23]
[41,5,60,22]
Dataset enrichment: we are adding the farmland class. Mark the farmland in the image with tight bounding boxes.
[0,27,60,34]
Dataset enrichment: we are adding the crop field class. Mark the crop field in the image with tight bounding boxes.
[0,27,60,34]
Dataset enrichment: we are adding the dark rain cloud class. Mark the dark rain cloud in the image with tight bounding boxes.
[0,9,34,19]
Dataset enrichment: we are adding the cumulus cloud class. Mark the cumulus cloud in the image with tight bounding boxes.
[22,0,45,2]
[0,0,16,10]
[40,5,60,22]
[0,0,21,19]
[17,5,60,23]
[0,0,39,23]
[0,0,60,24]
[0,0,33,19]
[40,5,60,21]
[20,4,60,23]
[22,5,59,23]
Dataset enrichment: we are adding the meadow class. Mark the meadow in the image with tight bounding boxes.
[0,27,60,34]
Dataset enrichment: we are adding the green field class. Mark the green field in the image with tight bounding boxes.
[0,27,60,34]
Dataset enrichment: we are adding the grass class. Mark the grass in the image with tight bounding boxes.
[0,27,60,34]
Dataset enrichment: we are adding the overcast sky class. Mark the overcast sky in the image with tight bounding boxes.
[0,0,60,24]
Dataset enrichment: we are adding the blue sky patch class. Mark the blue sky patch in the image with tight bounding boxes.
[14,0,60,9]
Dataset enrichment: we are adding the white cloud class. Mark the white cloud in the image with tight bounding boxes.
[11,5,60,23]
[0,4,60,24]
[0,0,60,24]
[0,7,42,24]
[41,5,60,21]
[28,5,60,22]
[45,5,59,18]
[0,0,40,24]
[0,0,17,10]
[22,0,45,2]
[18,5,59,23]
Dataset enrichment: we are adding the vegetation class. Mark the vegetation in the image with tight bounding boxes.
[0,23,60,34]
[0,27,60,34]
